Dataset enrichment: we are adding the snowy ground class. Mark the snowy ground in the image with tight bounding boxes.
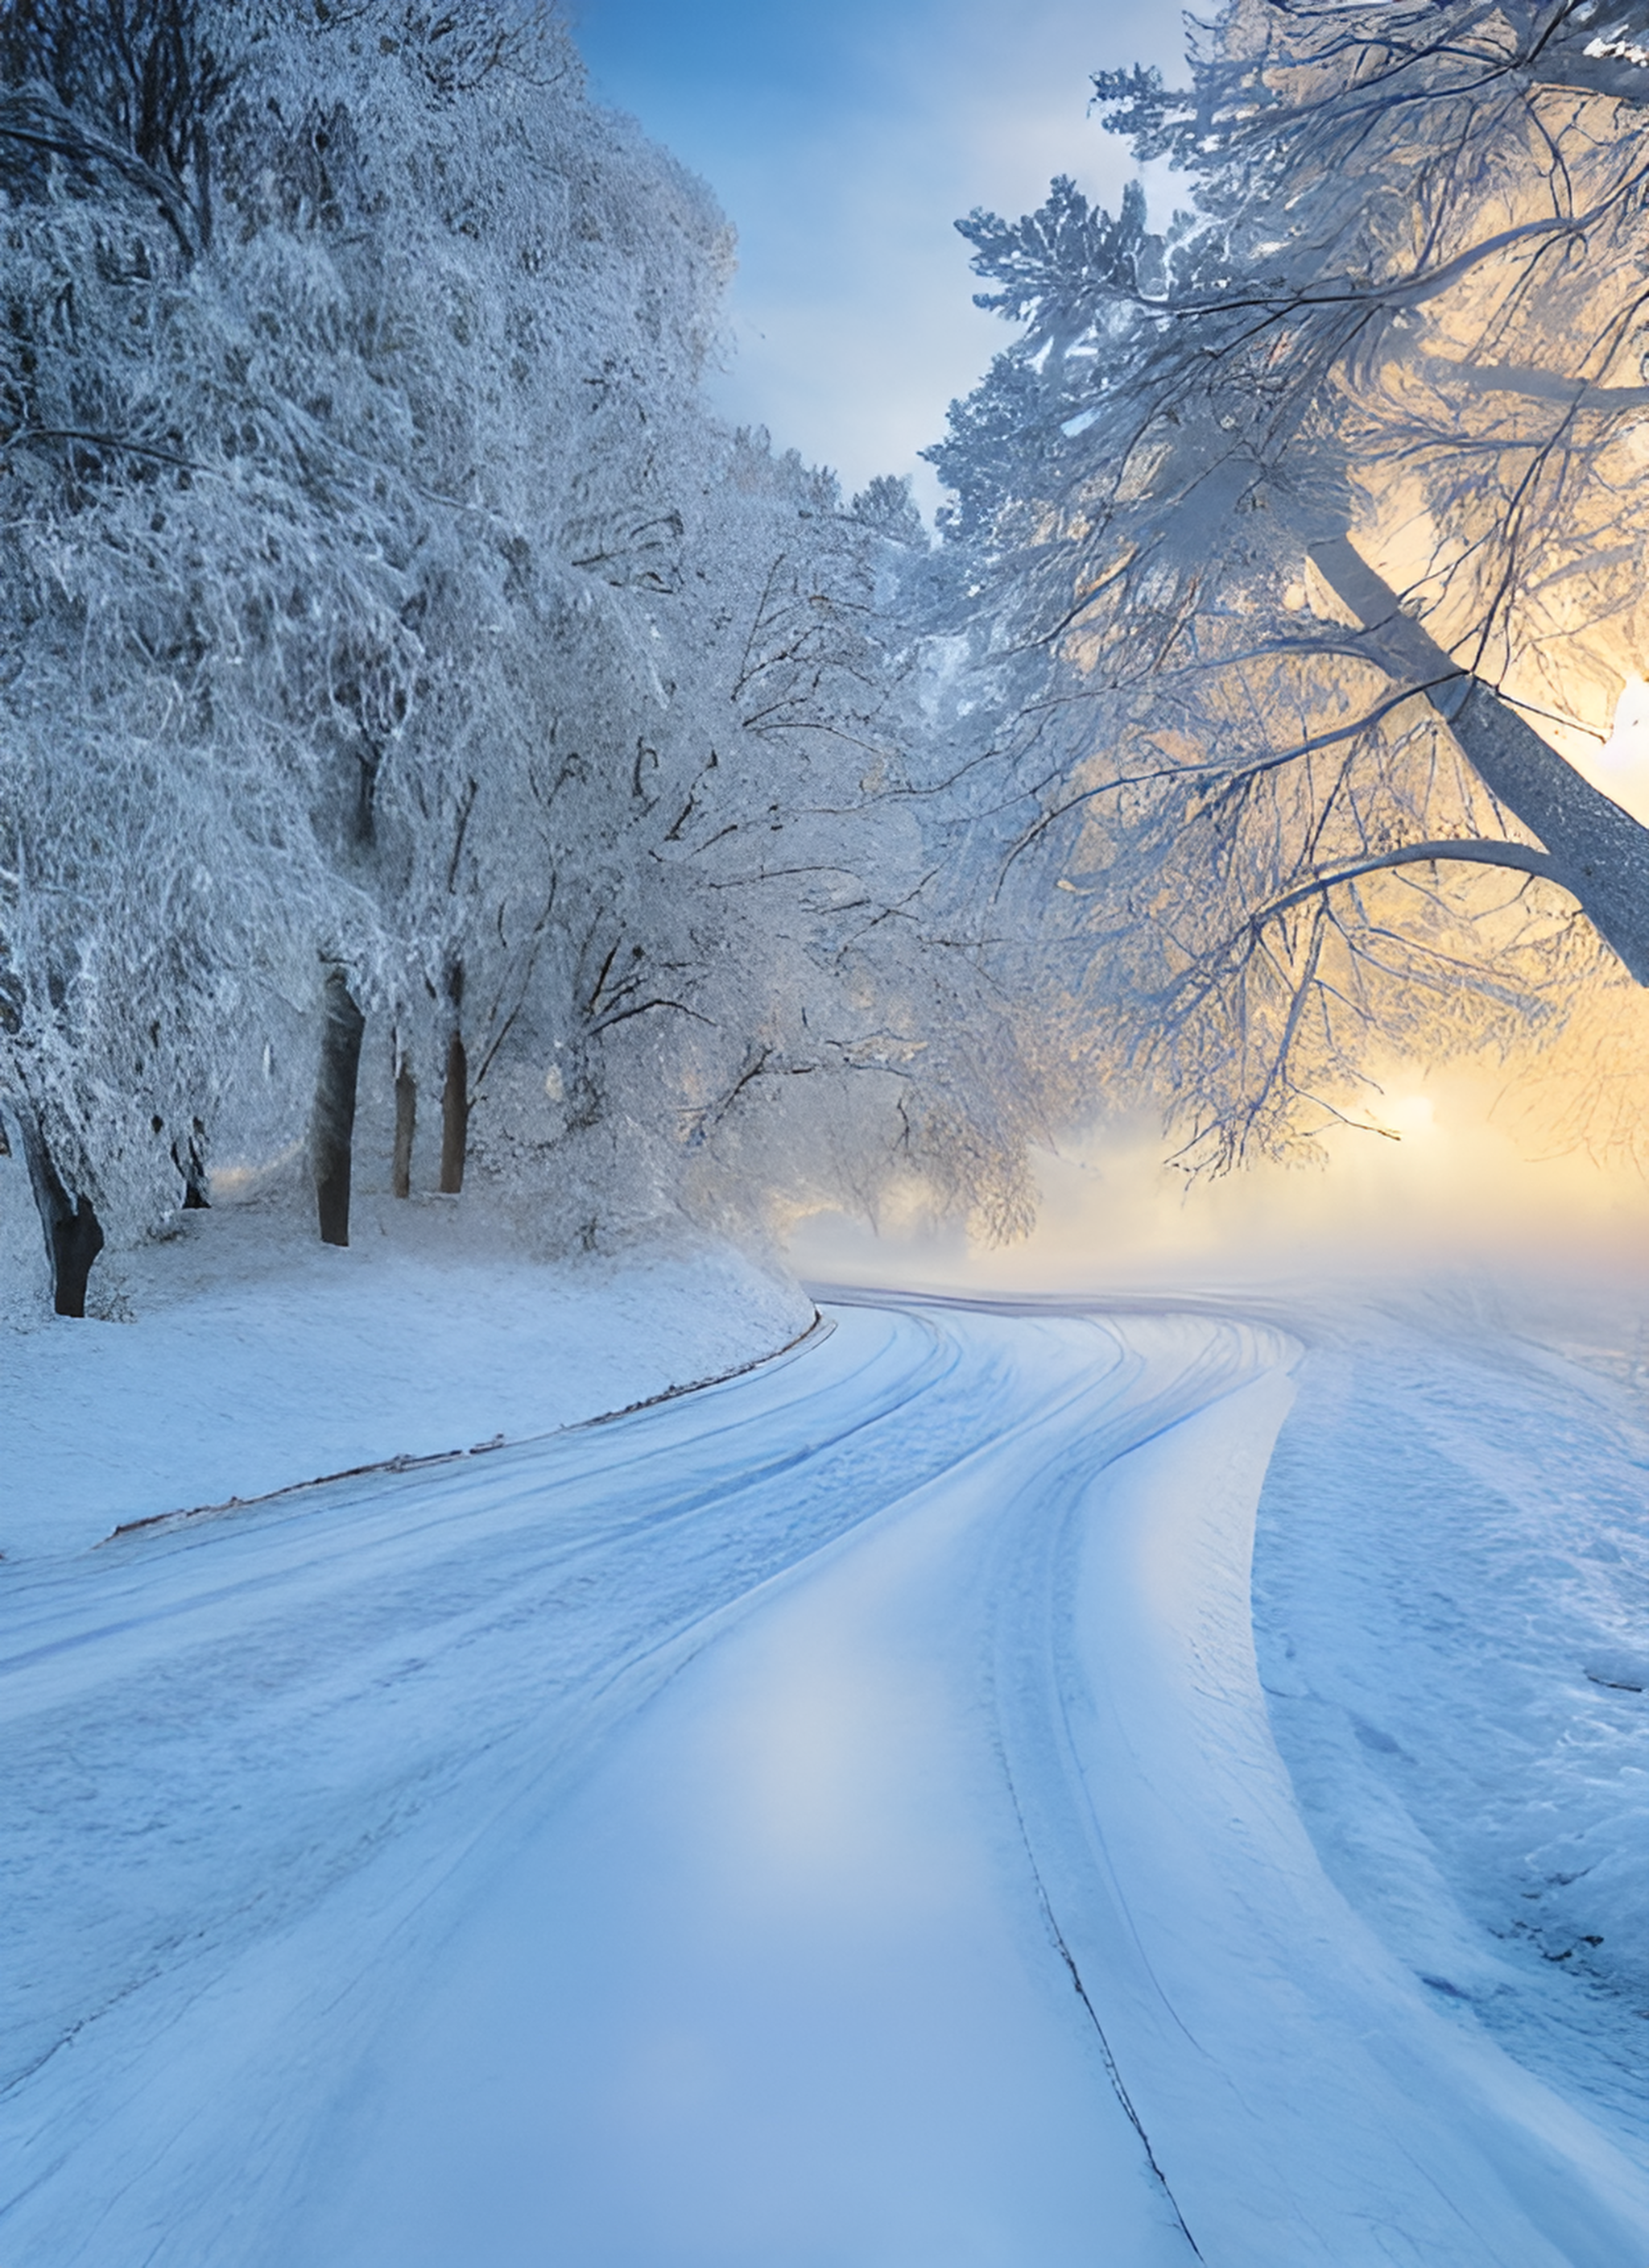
[1250,1279,1649,2173]
[0,1194,812,1561]
[6,1264,1649,2263]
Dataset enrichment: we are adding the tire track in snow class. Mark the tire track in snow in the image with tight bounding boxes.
[6,1297,1648,2266]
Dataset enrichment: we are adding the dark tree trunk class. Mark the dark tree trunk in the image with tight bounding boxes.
[1310,539,1649,986]
[440,1031,468,1194]
[16,1105,104,1317]
[392,1061,416,1198]
[355,742,382,846]
[175,1116,209,1209]
[312,967,365,1247]
[439,959,468,1194]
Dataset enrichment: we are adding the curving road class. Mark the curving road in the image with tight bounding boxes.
[4,1298,1647,2265]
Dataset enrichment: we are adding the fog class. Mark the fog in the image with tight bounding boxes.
[788,1070,1649,1302]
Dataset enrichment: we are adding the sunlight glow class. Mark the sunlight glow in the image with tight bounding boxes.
[788,1059,1649,1296]
[1386,1093,1436,1136]
[1591,674,1649,826]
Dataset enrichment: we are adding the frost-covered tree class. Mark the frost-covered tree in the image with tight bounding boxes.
[634,448,1052,1247]
[0,0,351,1309]
[931,1,1649,1170]
[0,0,1042,1314]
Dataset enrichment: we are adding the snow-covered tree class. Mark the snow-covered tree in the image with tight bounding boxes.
[0,0,1044,1314]
[930,1,1649,1170]
[0,0,352,1308]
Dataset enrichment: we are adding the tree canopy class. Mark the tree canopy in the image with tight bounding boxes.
[0,0,1048,1315]
[930,0,1649,1170]
[12,0,1649,1316]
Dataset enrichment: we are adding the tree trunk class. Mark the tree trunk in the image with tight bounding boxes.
[15,1105,104,1317]
[1308,538,1649,985]
[440,1031,468,1194]
[312,967,365,1247]
[175,1117,209,1209]
[392,1061,416,1198]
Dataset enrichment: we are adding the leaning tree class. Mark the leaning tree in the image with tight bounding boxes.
[932,0,1649,1169]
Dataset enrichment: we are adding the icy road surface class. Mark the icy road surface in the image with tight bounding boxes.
[5,1297,1649,2266]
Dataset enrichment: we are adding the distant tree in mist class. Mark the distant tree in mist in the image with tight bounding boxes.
[929,0,1649,1174]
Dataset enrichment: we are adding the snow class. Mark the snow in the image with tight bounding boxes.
[0,1189,813,1562]
[7,1267,1649,2263]
[1251,1281,1649,2169]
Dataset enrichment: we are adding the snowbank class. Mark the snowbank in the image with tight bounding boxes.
[1250,1273,1649,2171]
[0,1190,812,1562]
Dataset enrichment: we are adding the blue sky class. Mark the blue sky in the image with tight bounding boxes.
[569,2,1188,511]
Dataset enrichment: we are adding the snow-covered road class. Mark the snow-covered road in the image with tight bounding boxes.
[6,1297,1648,2265]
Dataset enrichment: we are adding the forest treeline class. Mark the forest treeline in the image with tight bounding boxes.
[0,0,1059,1314]
[7,0,1649,1316]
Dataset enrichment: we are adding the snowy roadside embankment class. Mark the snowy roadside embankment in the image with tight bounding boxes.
[0,1195,812,1562]
[1250,1277,1649,2171]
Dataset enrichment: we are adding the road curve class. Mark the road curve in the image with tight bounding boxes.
[3,1298,1646,2266]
